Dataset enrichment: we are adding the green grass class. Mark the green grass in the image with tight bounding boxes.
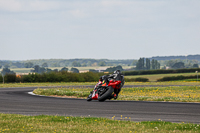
[1,81,200,88]
[117,86,200,102]
[176,79,200,82]
[0,113,199,133]
[125,73,198,81]
[33,86,200,102]
[0,82,96,88]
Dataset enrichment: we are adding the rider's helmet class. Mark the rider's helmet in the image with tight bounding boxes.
[114,70,121,74]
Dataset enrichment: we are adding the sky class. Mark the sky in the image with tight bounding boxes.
[0,0,200,60]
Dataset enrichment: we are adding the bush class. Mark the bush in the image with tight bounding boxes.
[157,75,197,81]
[124,77,149,82]
[122,68,200,76]
[0,71,149,83]
[105,65,123,72]
[21,71,104,83]
[4,74,16,83]
[0,75,2,83]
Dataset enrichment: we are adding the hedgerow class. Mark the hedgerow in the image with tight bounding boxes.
[0,71,150,83]
[157,75,198,81]
[122,68,200,76]
[124,77,149,82]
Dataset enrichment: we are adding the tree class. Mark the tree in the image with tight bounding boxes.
[32,65,46,73]
[72,61,81,67]
[87,61,92,66]
[105,65,123,72]
[136,58,145,70]
[46,68,52,73]
[4,64,10,68]
[131,60,138,66]
[81,63,87,67]
[98,61,106,66]
[155,60,158,69]
[53,69,58,72]
[92,62,97,66]
[166,60,178,67]
[146,58,151,70]
[71,68,79,73]
[171,62,185,69]
[42,63,48,68]
[193,64,199,68]
[1,67,15,75]
[33,65,40,73]
[151,59,155,69]
[89,69,98,73]
[24,62,34,68]
[157,62,160,69]
[51,63,60,67]
[60,67,68,72]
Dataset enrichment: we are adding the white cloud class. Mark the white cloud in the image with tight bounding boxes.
[69,9,88,18]
[0,0,60,12]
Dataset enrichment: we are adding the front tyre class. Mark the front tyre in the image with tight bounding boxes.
[87,93,92,101]
[98,86,114,102]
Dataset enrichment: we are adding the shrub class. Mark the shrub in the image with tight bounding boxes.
[124,77,149,82]
[0,75,2,83]
[21,71,104,83]
[157,75,197,81]
[4,74,16,83]
[122,68,200,76]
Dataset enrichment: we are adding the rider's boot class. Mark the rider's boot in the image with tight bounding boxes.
[113,93,118,99]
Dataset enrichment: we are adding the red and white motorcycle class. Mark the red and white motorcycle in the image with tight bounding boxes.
[87,71,124,102]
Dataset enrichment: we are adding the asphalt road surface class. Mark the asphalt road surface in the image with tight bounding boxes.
[0,86,199,123]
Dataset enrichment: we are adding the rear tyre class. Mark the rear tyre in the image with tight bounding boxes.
[98,86,114,102]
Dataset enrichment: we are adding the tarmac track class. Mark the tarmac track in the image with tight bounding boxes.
[0,85,199,123]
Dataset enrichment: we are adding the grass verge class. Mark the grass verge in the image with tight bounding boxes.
[0,82,96,88]
[125,73,198,82]
[0,113,199,133]
[33,86,200,102]
[1,81,200,88]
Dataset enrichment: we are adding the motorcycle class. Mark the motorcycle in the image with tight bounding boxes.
[87,74,124,102]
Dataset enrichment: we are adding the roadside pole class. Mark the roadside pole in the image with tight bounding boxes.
[196,71,198,82]
[2,74,4,84]
[1,66,4,84]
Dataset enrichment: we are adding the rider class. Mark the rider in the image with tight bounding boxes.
[99,70,124,99]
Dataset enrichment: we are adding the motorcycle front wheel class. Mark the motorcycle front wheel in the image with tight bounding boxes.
[98,86,114,102]
[87,93,92,101]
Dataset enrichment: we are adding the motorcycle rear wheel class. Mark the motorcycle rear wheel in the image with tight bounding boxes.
[98,86,114,102]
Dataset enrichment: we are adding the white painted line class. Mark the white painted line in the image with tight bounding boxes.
[28,92,36,95]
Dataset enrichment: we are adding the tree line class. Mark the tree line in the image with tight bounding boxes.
[136,58,160,70]
[0,59,136,68]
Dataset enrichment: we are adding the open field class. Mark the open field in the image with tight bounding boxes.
[0,113,199,133]
[1,66,132,74]
[1,81,200,88]
[33,86,200,102]
[4,68,34,74]
[125,73,198,81]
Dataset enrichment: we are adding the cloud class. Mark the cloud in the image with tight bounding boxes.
[0,0,60,12]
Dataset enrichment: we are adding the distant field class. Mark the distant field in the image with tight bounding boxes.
[125,73,198,81]
[3,66,132,74]
[9,68,33,74]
